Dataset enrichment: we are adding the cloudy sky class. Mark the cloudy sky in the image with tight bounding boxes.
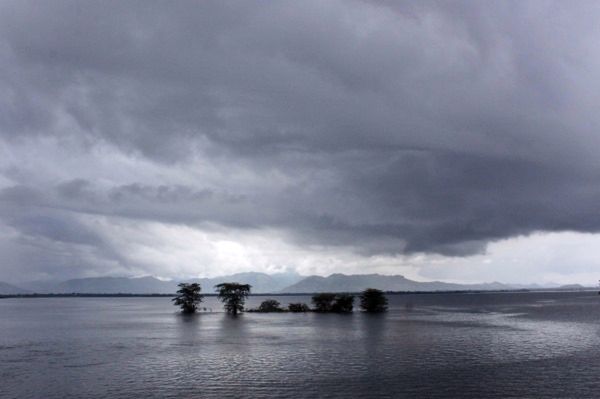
[2,0,600,285]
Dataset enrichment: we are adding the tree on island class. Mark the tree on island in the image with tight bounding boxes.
[359,288,388,313]
[172,283,203,314]
[215,283,251,315]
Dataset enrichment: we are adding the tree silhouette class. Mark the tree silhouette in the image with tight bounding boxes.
[215,283,251,315]
[359,288,388,313]
[172,283,203,314]
[257,299,284,312]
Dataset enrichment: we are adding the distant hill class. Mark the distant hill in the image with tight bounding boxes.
[558,284,587,290]
[0,282,29,295]
[19,272,304,294]
[280,273,512,293]
[19,279,64,293]
[186,271,303,293]
[54,276,176,294]
[15,272,583,295]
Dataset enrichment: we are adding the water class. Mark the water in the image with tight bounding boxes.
[2,292,600,398]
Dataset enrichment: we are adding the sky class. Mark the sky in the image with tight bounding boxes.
[2,0,600,285]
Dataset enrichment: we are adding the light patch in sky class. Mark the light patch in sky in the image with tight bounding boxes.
[48,216,600,286]
[417,232,600,285]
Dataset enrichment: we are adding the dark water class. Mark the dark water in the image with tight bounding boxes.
[2,292,600,398]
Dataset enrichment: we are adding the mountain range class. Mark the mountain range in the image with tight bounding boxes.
[0,273,588,295]
[9,272,303,295]
[0,282,29,295]
[281,273,512,293]
[185,272,303,294]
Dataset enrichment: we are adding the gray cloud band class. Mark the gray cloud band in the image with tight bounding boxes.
[1,0,600,279]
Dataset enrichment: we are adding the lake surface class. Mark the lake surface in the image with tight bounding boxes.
[2,291,600,398]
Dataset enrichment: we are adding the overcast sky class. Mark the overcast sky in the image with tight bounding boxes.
[2,0,600,284]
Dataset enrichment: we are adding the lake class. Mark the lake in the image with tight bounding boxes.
[2,291,600,398]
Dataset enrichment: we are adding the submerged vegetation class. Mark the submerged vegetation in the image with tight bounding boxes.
[311,293,337,312]
[288,303,310,312]
[331,293,354,313]
[172,283,203,314]
[257,299,285,312]
[247,299,286,313]
[312,293,355,313]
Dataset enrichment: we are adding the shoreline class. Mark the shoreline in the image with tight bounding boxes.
[1,288,596,299]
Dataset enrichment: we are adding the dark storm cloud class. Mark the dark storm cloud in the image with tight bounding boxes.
[2,0,600,280]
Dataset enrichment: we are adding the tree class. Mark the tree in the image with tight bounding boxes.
[215,283,251,315]
[288,303,310,312]
[257,299,284,312]
[331,293,354,313]
[359,288,388,313]
[172,283,203,314]
[311,293,337,312]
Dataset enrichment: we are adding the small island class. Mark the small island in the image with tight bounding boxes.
[172,282,388,314]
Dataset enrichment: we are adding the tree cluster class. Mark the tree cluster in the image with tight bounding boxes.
[172,282,251,315]
[173,283,387,315]
[252,289,387,313]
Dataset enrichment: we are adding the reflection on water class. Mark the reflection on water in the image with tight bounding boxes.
[2,292,600,398]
